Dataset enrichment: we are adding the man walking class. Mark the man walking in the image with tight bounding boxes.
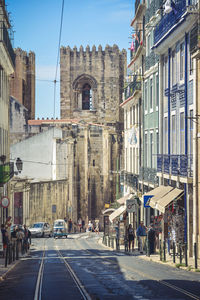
[136,222,147,253]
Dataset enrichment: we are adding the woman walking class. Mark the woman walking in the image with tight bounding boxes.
[127,224,135,252]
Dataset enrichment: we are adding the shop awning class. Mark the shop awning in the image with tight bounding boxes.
[156,188,184,213]
[149,186,174,208]
[109,205,126,223]
[143,185,165,197]
[117,194,131,205]
[102,208,115,215]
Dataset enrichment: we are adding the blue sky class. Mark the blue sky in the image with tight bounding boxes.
[8,0,134,119]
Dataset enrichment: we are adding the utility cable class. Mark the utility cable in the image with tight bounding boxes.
[53,0,65,119]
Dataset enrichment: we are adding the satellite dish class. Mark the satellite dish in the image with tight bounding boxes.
[164,0,173,14]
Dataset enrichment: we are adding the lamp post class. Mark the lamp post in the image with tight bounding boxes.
[15,158,23,174]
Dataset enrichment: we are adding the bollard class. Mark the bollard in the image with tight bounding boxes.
[159,240,162,261]
[173,241,176,263]
[108,237,110,247]
[8,243,12,264]
[16,241,19,260]
[5,245,8,267]
[111,237,114,249]
[194,243,198,269]
[146,235,150,257]
[179,243,182,264]
[163,240,166,262]
[184,243,188,267]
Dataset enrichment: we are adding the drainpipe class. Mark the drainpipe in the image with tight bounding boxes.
[184,32,188,244]
[168,48,171,169]
[193,53,197,249]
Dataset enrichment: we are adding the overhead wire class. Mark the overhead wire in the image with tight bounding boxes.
[53,0,65,119]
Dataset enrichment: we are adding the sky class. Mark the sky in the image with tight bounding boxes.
[8,0,134,119]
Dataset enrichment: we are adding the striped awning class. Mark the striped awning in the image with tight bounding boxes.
[156,188,184,213]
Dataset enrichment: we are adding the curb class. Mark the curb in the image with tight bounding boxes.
[0,260,20,281]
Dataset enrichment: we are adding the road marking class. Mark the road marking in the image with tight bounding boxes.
[34,241,46,300]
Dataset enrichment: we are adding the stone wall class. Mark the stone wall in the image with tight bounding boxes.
[10,48,35,120]
[29,179,68,226]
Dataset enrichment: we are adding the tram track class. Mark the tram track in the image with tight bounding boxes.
[74,237,200,300]
[33,238,91,300]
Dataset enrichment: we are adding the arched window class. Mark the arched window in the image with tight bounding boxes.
[82,84,91,110]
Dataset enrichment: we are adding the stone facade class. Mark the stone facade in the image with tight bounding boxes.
[59,44,127,224]
[10,48,35,120]
[60,45,126,127]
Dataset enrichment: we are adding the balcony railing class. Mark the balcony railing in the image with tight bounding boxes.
[121,171,138,189]
[0,22,15,66]
[190,23,200,55]
[124,75,141,100]
[145,51,159,70]
[0,162,14,184]
[154,0,186,45]
[139,167,158,184]
[157,154,193,177]
[145,0,163,25]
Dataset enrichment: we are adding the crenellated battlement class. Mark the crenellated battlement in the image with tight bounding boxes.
[60,44,126,57]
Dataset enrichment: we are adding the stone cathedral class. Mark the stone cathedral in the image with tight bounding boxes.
[60,45,127,224]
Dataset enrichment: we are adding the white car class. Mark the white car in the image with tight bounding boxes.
[29,222,52,238]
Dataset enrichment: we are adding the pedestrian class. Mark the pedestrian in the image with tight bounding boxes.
[136,221,147,254]
[94,224,99,234]
[147,224,155,254]
[127,224,135,252]
[68,219,72,233]
[81,220,85,232]
[78,218,82,232]
[16,227,24,255]
[1,224,8,258]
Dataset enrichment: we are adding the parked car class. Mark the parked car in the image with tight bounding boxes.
[29,222,52,238]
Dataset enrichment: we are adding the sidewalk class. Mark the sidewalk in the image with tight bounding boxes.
[0,256,20,280]
[99,237,200,273]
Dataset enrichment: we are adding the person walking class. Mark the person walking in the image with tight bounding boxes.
[68,219,72,233]
[1,224,8,258]
[127,224,135,252]
[147,224,155,254]
[136,222,147,254]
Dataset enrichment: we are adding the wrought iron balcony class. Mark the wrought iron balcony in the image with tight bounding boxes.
[122,171,138,188]
[190,23,200,55]
[0,162,14,184]
[145,51,159,71]
[124,75,141,101]
[154,0,186,45]
[157,154,193,177]
[139,167,158,184]
[0,22,15,67]
[145,0,163,25]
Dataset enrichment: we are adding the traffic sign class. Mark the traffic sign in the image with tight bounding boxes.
[126,199,137,213]
[1,196,10,208]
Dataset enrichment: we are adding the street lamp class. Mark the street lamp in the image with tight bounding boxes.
[15,158,23,173]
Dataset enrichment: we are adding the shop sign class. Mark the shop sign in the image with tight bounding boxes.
[0,196,10,208]
[126,199,137,213]
[105,203,110,208]
[143,195,152,208]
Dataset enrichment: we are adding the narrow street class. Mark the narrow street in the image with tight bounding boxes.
[0,233,200,300]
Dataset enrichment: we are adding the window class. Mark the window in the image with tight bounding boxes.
[150,78,153,110]
[164,117,168,154]
[82,84,91,110]
[156,74,159,108]
[130,106,132,126]
[133,106,135,125]
[145,133,148,167]
[172,50,176,85]
[150,132,153,168]
[144,81,148,111]
[189,110,193,155]
[130,148,132,173]
[156,131,159,155]
[180,43,184,81]
[180,112,185,154]
[164,57,168,89]
[172,115,176,154]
